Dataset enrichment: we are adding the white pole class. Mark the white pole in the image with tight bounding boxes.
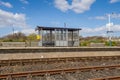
[12,24,14,38]
[107,14,112,46]
[108,14,111,31]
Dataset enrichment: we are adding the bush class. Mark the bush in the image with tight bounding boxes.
[80,41,90,46]
[105,41,117,46]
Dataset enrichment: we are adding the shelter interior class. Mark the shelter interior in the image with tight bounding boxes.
[36,26,81,47]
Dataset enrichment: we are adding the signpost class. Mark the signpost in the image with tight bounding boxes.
[106,13,114,46]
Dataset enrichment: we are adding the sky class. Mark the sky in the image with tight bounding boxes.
[0,0,120,37]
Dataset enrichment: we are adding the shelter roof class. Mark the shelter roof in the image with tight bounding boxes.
[36,26,82,31]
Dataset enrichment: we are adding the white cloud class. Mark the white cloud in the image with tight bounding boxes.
[0,9,28,28]
[54,0,70,12]
[109,24,120,31]
[89,13,120,20]
[54,0,95,13]
[81,24,120,36]
[0,1,13,8]
[44,0,52,6]
[110,0,120,3]
[89,16,106,20]
[82,26,106,34]
[1,28,36,37]
[95,16,106,20]
[111,13,120,19]
[21,28,36,35]
[21,24,120,36]
[20,0,29,4]
[70,0,96,13]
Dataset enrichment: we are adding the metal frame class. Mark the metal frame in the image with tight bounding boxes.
[36,26,81,47]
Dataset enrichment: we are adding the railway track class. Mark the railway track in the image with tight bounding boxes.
[0,56,120,67]
[0,65,120,80]
[0,56,120,75]
[89,76,120,80]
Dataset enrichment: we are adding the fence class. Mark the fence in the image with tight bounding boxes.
[0,42,39,47]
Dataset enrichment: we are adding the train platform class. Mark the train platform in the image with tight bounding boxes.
[0,51,120,60]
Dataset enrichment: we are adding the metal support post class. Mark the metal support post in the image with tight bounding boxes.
[39,29,43,46]
[77,30,80,47]
[54,29,57,47]
[66,30,68,46]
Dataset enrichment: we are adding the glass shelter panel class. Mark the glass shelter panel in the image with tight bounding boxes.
[36,26,81,47]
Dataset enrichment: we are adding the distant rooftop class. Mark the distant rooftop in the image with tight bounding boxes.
[36,26,82,31]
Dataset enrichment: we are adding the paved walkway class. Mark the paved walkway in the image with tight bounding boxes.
[0,51,120,60]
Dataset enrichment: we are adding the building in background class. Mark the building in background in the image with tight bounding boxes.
[35,26,81,47]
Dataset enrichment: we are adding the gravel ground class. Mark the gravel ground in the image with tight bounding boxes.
[1,69,119,80]
[0,50,120,80]
[0,58,120,74]
[51,68,120,80]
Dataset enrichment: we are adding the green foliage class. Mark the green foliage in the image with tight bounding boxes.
[90,39,105,43]
[105,41,117,46]
[1,32,27,42]
[80,41,90,46]
[2,39,13,42]
[80,36,107,47]
[0,32,39,42]
[27,33,37,41]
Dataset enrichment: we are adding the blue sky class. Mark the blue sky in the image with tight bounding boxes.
[0,0,120,37]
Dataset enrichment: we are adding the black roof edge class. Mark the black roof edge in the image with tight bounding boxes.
[36,26,82,30]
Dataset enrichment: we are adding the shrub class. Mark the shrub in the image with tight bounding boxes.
[105,41,117,46]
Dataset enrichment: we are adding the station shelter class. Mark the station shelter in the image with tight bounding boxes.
[35,26,81,47]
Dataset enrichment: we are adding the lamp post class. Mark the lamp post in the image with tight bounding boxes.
[12,24,14,39]
[106,13,114,46]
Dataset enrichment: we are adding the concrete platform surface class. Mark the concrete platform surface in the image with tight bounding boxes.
[0,51,120,60]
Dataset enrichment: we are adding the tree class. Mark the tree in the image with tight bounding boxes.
[1,32,27,42]
[27,33,38,41]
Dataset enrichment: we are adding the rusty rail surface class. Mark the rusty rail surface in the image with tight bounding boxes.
[89,76,120,80]
[0,65,120,79]
[0,56,119,67]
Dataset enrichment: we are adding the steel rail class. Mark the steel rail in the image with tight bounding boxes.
[0,56,119,67]
[89,76,120,80]
[0,65,120,79]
